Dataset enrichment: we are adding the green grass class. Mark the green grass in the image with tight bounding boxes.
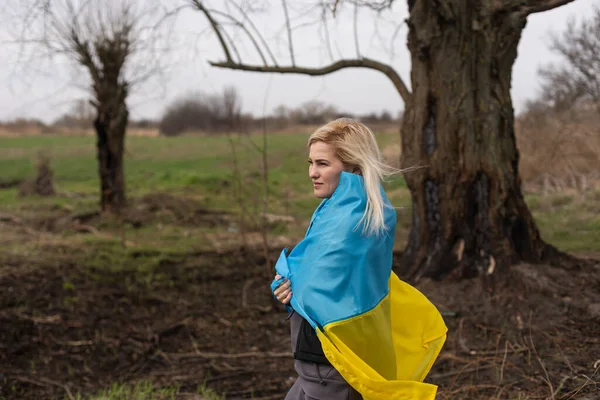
[0,135,239,194]
[529,190,600,253]
[73,381,178,400]
[72,381,225,400]
[0,132,406,220]
[1,133,599,255]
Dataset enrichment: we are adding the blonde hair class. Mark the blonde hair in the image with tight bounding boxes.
[308,118,397,236]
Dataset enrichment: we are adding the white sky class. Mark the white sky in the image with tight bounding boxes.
[0,0,596,124]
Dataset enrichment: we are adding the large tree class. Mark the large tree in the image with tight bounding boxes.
[193,0,576,281]
[11,0,173,213]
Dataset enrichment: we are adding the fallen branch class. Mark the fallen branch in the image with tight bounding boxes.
[529,330,555,398]
[466,346,528,356]
[0,179,22,189]
[204,370,252,383]
[3,312,63,325]
[0,213,45,237]
[241,278,272,312]
[241,278,253,308]
[209,359,245,372]
[429,364,496,380]
[10,376,75,400]
[65,340,94,347]
[0,213,23,224]
[170,350,291,360]
[70,210,100,222]
[71,223,101,235]
[216,316,233,327]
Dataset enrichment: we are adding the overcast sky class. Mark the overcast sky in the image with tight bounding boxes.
[0,0,595,124]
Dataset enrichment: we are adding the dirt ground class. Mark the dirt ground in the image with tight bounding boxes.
[1,207,599,400]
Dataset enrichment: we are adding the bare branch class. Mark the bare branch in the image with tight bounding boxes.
[525,0,577,15]
[534,7,600,111]
[390,21,404,59]
[191,0,233,63]
[281,0,295,66]
[353,3,360,58]
[335,0,395,12]
[207,8,267,66]
[500,0,577,17]
[218,19,243,64]
[69,30,101,85]
[333,0,342,15]
[193,1,411,103]
[151,4,189,32]
[210,58,412,104]
[226,0,278,66]
[321,7,335,62]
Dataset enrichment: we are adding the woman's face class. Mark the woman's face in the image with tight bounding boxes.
[308,141,346,199]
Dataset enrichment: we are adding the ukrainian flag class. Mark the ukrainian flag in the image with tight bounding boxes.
[272,172,447,399]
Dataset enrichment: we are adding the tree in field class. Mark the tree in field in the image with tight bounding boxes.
[11,0,174,213]
[192,0,578,282]
[159,86,244,136]
[536,6,600,112]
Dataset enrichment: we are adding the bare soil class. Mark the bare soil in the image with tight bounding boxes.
[1,207,599,400]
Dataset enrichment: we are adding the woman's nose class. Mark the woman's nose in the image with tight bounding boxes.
[309,165,318,179]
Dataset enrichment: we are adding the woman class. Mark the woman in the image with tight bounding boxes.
[271,119,447,400]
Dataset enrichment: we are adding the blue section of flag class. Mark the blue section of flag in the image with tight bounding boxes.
[271,172,396,329]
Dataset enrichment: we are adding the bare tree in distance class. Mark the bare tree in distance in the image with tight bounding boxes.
[300,101,338,124]
[191,0,580,283]
[222,86,243,130]
[159,86,243,136]
[10,0,178,213]
[518,8,600,197]
[535,6,600,112]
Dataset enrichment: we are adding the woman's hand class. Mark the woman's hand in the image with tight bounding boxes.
[273,274,292,305]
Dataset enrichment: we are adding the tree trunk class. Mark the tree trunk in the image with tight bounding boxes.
[399,1,560,282]
[94,104,128,213]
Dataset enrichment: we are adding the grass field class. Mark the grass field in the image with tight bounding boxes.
[1,133,598,253]
[0,133,412,255]
[0,133,407,212]
[1,133,600,400]
[74,381,224,400]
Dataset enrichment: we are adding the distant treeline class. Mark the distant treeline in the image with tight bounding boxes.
[1,86,400,136]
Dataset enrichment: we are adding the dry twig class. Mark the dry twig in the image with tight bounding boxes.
[10,376,75,400]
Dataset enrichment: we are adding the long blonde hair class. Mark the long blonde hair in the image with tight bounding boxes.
[308,118,397,236]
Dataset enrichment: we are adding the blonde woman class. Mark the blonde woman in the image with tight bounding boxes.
[271,119,447,400]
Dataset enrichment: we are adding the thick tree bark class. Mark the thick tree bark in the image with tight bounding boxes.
[197,0,577,281]
[399,1,560,281]
[94,101,128,213]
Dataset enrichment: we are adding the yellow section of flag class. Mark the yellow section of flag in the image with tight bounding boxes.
[317,273,447,400]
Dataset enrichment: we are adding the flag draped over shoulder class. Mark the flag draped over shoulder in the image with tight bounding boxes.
[271,172,448,400]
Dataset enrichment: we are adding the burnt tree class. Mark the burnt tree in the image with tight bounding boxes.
[14,0,170,213]
[78,36,130,213]
[63,4,135,213]
[398,1,565,281]
[193,0,575,281]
